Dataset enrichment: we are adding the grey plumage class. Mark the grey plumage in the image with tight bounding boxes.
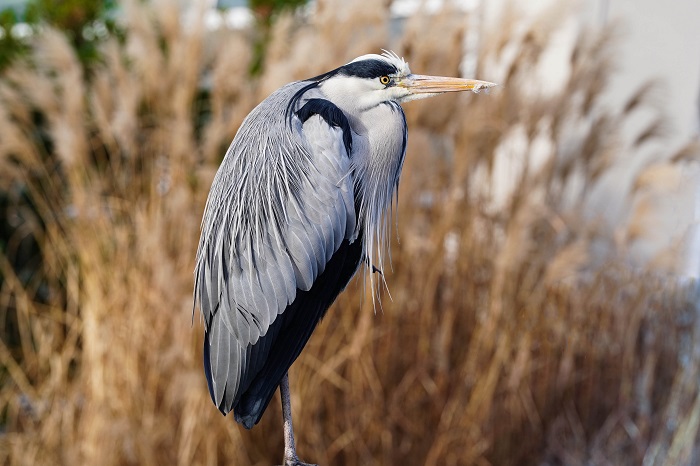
[196,82,359,419]
[193,50,495,465]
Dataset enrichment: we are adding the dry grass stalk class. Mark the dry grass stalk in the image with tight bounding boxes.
[1,1,698,465]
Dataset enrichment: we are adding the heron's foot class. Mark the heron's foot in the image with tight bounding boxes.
[279,458,317,466]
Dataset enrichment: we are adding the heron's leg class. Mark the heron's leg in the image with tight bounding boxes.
[280,373,317,466]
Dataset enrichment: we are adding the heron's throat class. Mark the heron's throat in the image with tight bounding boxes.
[349,102,407,300]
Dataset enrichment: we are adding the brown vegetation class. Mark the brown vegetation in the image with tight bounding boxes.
[1,1,699,465]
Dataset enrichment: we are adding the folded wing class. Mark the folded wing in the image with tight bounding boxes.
[194,83,362,426]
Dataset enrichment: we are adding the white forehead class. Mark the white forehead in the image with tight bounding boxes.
[348,50,411,76]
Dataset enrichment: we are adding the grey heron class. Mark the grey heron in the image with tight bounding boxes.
[194,50,494,466]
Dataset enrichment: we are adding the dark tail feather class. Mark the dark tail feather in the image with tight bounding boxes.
[203,332,217,406]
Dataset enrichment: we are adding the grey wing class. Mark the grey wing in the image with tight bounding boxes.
[194,95,358,416]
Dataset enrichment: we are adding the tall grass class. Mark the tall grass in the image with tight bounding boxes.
[1,1,699,465]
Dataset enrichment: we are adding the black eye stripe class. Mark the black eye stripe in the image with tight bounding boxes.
[339,59,398,79]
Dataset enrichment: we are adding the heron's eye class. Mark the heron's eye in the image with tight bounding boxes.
[379,76,390,85]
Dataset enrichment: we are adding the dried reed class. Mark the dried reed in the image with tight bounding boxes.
[1,1,698,465]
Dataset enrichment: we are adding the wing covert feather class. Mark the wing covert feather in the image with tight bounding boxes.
[194,87,357,416]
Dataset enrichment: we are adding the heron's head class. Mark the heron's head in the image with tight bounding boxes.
[316,50,496,111]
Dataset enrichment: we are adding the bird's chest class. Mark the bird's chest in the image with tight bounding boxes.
[345,102,407,235]
[349,103,407,170]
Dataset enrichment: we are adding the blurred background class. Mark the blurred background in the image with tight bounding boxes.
[1,0,699,464]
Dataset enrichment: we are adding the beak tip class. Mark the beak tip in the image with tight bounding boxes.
[471,81,498,94]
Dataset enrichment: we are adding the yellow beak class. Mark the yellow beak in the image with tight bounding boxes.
[400,74,497,95]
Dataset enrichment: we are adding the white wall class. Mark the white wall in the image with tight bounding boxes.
[474,0,700,277]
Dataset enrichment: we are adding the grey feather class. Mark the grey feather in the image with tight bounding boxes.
[194,81,361,410]
[194,52,411,421]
